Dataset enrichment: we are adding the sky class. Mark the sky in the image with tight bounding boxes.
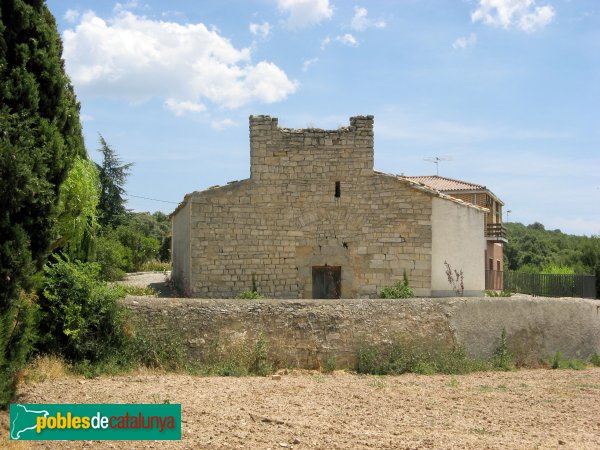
[45,0,599,236]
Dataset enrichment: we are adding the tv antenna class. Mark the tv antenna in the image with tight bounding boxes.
[423,156,452,176]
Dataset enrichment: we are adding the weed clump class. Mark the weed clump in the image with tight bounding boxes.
[549,352,586,370]
[236,290,265,299]
[380,271,414,299]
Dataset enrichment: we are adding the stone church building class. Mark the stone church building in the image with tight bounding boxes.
[171,115,486,299]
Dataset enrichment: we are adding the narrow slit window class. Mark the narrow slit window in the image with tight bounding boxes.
[335,181,341,198]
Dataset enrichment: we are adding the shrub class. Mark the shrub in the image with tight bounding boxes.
[444,261,464,296]
[38,257,128,363]
[591,354,600,367]
[236,290,265,299]
[379,280,414,299]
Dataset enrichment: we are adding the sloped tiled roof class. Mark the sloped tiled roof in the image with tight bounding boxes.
[403,175,486,192]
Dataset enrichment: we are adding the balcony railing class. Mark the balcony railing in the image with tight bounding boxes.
[485,223,507,242]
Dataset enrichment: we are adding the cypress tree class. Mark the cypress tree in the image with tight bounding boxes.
[0,0,85,406]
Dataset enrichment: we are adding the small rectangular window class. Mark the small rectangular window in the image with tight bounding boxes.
[335,181,341,198]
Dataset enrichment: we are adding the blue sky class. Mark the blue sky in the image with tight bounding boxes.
[46,0,599,235]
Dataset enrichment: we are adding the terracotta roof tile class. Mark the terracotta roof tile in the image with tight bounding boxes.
[403,175,485,192]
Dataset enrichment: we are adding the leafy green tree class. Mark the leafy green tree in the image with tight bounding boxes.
[0,0,85,406]
[53,157,101,260]
[506,223,600,297]
[115,226,160,272]
[97,135,133,228]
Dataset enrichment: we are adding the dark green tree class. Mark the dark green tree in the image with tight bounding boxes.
[97,135,133,228]
[0,0,85,406]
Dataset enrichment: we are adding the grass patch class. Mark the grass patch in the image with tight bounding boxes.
[118,284,158,297]
[235,290,265,299]
[549,352,587,370]
[139,260,171,272]
[484,290,513,297]
[356,341,492,375]
[590,354,600,367]
[21,355,70,384]
[196,333,274,377]
[323,356,337,373]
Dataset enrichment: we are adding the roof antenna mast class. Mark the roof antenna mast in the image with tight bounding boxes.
[423,156,452,176]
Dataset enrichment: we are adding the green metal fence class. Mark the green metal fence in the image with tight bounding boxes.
[502,271,597,299]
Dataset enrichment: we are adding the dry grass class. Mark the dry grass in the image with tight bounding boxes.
[20,354,70,385]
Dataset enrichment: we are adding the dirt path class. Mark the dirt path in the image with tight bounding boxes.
[3,368,600,449]
[117,271,174,297]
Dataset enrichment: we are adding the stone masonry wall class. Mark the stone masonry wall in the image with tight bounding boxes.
[123,296,600,369]
[181,116,434,298]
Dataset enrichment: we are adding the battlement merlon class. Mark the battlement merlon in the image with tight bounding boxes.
[249,115,375,180]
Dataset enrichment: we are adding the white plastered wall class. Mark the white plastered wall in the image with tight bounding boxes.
[171,201,191,294]
[431,197,485,297]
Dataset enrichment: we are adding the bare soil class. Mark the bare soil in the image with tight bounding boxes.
[3,368,600,449]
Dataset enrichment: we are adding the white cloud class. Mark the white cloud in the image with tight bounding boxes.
[64,9,80,23]
[471,0,555,32]
[62,11,297,113]
[452,33,477,49]
[249,22,271,39]
[350,6,386,31]
[336,34,358,47]
[211,118,237,130]
[80,113,94,122]
[277,0,333,29]
[165,99,206,116]
[302,57,319,72]
[114,0,142,13]
[321,34,358,49]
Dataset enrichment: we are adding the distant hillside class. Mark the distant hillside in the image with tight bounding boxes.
[504,222,599,276]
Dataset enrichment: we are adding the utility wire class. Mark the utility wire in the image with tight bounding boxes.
[125,194,179,204]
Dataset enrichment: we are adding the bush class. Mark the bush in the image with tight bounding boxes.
[236,290,265,299]
[379,279,414,299]
[591,354,600,367]
[38,257,128,363]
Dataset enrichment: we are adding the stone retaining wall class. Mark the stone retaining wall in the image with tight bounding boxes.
[122,295,600,369]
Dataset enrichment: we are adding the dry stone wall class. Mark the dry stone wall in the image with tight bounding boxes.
[123,296,600,369]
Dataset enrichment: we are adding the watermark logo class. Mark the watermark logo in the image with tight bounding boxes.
[10,404,181,440]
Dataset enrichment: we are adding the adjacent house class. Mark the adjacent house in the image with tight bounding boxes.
[403,176,507,290]
[171,116,487,299]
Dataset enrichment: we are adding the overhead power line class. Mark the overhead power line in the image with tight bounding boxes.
[125,194,179,204]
